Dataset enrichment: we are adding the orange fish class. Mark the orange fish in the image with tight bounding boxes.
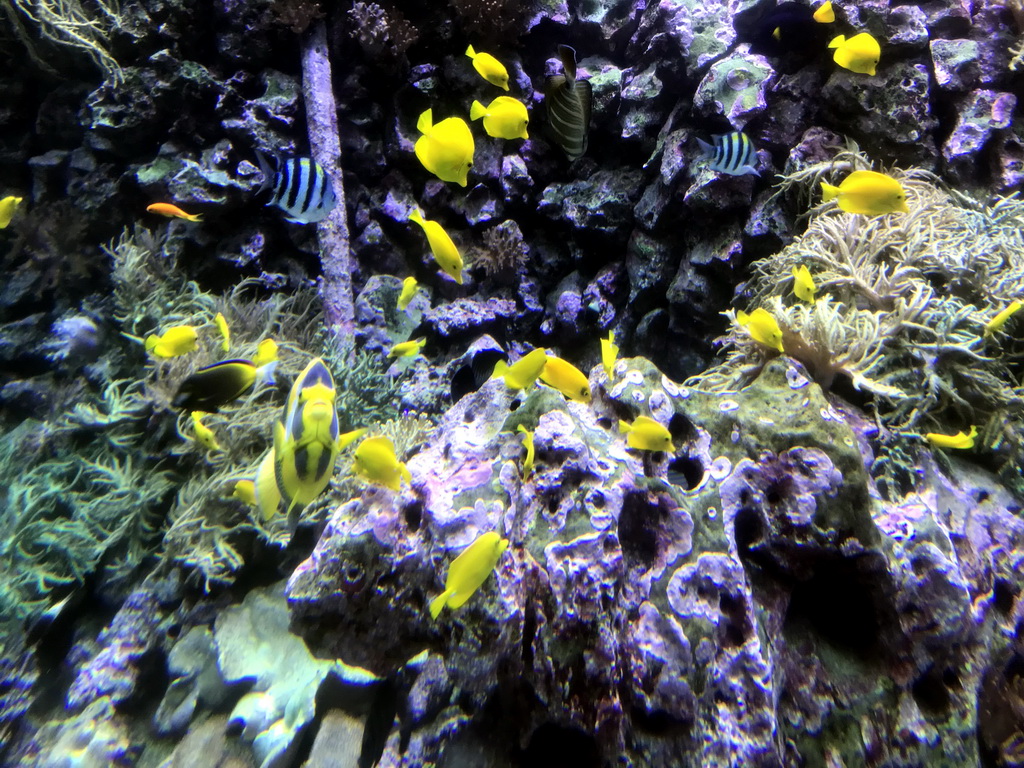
[146,203,202,222]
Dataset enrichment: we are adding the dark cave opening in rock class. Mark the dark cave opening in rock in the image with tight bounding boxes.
[911,665,952,716]
[519,723,600,768]
[666,454,703,490]
[783,555,887,661]
[618,491,662,568]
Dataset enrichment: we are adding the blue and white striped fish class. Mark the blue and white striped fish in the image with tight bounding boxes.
[255,151,338,224]
[697,132,759,177]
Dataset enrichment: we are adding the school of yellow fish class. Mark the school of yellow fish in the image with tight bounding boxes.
[0,7,992,627]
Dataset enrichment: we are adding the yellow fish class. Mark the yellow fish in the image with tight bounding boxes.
[813,1,835,23]
[0,195,23,228]
[465,45,509,90]
[352,435,412,492]
[232,479,257,506]
[984,300,1022,337]
[408,208,464,284]
[736,308,784,353]
[829,32,881,76]
[517,424,535,479]
[271,358,341,518]
[214,312,230,352]
[539,355,591,403]
[925,426,977,450]
[397,276,419,311]
[601,330,618,382]
[429,531,509,619]
[792,264,816,303]
[145,325,198,359]
[470,97,529,140]
[492,347,548,390]
[253,338,279,367]
[414,109,475,187]
[388,338,426,358]
[190,411,221,452]
[146,202,203,222]
[338,427,369,451]
[172,358,278,411]
[618,415,675,452]
[820,170,908,216]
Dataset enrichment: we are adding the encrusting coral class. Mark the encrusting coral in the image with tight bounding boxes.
[688,152,1024,495]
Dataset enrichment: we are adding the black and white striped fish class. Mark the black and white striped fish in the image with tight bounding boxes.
[697,132,759,177]
[255,151,338,224]
[544,45,593,162]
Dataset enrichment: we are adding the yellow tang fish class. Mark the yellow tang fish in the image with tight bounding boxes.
[618,415,675,452]
[600,330,619,382]
[492,347,548,390]
[813,1,835,23]
[465,45,510,90]
[925,426,977,450]
[0,195,23,228]
[829,32,881,76]
[429,531,509,619]
[540,354,591,403]
[397,276,419,311]
[820,170,908,216]
[146,202,203,222]
[271,358,341,518]
[470,97,529,140]
[792,264,816,303]
[408,208,464,284]
[172,357,278,411]
[253,338,279,367]
[517,424,535,479]
[414,109,474,187]
[145,325,198,359]
[984,299,1022,337]
[352,435,412,492]
[232,479,257,506]
[214,312,230,352]
[736,308,784,353]
[190,411,222,452]
[388,338,426,358]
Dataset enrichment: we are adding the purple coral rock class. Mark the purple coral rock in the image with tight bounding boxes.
[67,584,162,709]
[422,297,517,338]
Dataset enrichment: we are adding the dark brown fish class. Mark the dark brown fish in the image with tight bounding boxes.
[544,45,592,161]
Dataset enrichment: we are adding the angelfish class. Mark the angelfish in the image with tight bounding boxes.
[544,45,592,162]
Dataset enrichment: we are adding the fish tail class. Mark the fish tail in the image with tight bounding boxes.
[144,334,159,352]
[828,34,845,49]
[470,100,487,121]
[254,150,275,194]
[416,109,433,135]
[400,462,412,485]
[465,44,476,57]
[617,419,632,434]
[696,137,715,158]
[820,181,840,202]
[408,207,424,226]
[492,360,508,380]
[187,213,204,222]
[429,589,454,619]
[254,360,279,389]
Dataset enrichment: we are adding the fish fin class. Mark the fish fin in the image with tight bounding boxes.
[828,34,845,49]
[400,462,412,485]
[820,181,840,202]
[470,100,487,121]
[465,44,476,57]
[416,109,433,134]
[492,360,508,380]
[618,420,632,434]
[408,207,424,225]
[557,44,578,84]
[144,334,159,352]
[577,80,593,152]
[429,589,453,619]
[738,164,760,177]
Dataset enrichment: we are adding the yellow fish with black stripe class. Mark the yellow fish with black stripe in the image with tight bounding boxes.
[255,357,340,522]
